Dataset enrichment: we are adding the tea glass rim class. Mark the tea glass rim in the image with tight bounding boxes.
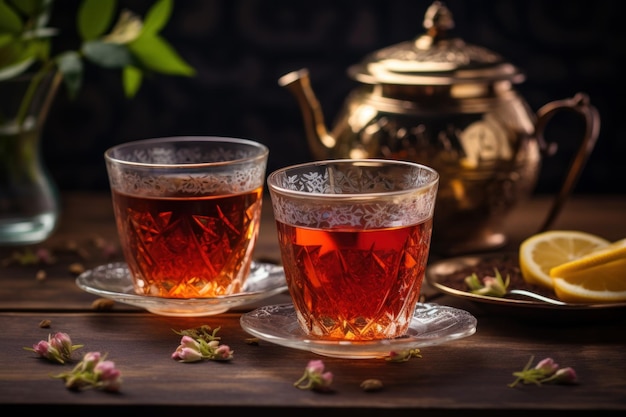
[104,136,269,168]
[267,158,439,199]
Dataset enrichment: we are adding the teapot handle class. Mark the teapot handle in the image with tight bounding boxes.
[534,92,600,233]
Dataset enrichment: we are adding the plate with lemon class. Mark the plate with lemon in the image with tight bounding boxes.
[426,231,626,320]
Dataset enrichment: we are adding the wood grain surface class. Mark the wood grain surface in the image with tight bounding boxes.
[1,192,625,415]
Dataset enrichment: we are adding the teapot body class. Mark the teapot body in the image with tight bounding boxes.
[279,1,600,255]
[328,83,541,254]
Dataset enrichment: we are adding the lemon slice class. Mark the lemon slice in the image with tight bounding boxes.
[549,239,626,303]
[519,230,610,289]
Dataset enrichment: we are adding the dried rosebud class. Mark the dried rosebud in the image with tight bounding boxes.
[172,346,203,362]
[31,340,58,360]
[465,268,510,297]
[180,335,202,350]
[509,356,579,388]
[318,376,333,390]
[94,360,123,392]
[172,336,203,363]
[214,344,234,360]
[54,351,122,392]
[24,332,83,364]
[534,357,559,377]
[294,360,334,392]
[171,327,234,362]
[306,359,325,374]
[82,351,101,366]
[552,367,578,385]
[386,348,422,362]
[35,248,56,264]
[50,332,73,359]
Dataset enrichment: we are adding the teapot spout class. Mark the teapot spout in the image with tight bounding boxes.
[278,69,336,160]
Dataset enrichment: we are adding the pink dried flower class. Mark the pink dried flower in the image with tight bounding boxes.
[94,360,123,392]
[24,332,84,364]
[32,340,57,359]
[172,346,203,362]
[171,328,234,362]
[386,348,422,362]
[35,247,56,264]
[465,268,510,297]
[509,356,579,388]
[294,360,334,392]
[546,367,579,385]
[50,332,73,358]
[214,344,234,360]
[54,351,122,392]
[171,336,203,363]
[82,351,102,366]
[534,357,559,376]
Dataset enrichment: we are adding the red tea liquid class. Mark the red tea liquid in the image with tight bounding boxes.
[112,187,263,298]
[276,218,433,340]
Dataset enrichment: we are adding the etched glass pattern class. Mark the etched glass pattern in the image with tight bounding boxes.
[269,160,438,229]
[106,137,267,197]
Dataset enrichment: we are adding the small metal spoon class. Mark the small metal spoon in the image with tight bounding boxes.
[507,289,567,305]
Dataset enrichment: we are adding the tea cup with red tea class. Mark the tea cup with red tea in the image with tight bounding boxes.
[104,136,269,299]
[267,159,439,340]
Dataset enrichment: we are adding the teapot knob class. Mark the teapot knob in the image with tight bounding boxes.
[424,1,455,34]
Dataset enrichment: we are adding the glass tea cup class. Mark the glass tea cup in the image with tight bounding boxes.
[267,159,439,340]
[104,136,269,299]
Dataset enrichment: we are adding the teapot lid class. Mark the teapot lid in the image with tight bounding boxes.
[348,1,525,86]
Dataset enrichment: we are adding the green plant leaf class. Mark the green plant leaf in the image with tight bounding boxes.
[122,65,142,98]
[1,43,26,69]
[142,0,172,35]
[8,0,46,16]
[0,1,24,34]
[0,39,46,74]
[0,57,34,80]
[82,39,135,68]
[0,0,195,100]
[129,34,194,76]
[77,0,117,41]
[0,33,15,49]
[56,51,83,99]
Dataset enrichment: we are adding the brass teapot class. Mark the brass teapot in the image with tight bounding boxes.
[279,1,600,255]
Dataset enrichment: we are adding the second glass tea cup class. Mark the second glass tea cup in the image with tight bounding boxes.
[104,136,269,299]
[267,159,439,341]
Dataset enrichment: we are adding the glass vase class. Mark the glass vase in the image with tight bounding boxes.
[0,72,62,246]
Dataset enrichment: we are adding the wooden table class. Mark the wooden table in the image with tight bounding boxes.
[1,192,625,415]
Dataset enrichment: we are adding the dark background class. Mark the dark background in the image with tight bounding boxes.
[43,0,625,195]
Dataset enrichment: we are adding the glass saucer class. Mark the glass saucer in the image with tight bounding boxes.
[76,262,287,317]
[240,303,477,359]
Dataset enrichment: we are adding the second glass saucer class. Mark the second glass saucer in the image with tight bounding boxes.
[240,303,477,359]
[76,262,287,317]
